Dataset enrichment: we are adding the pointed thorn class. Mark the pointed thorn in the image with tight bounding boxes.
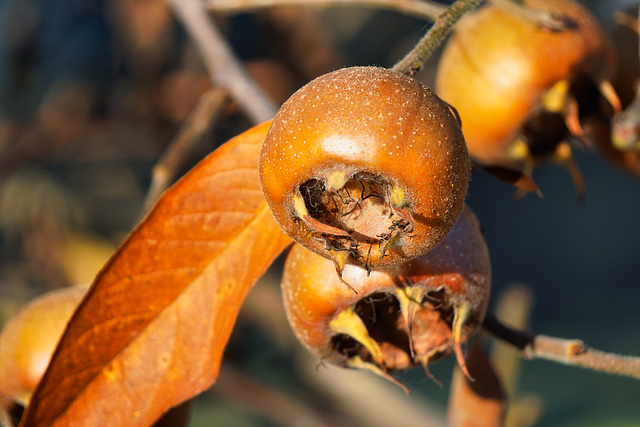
[423,362,444,388]
[598,79,622,114]
[541,79,570,114]
[414,352,444,388]
[389,185,406,208]
[293,192,310,220]
[380,233,400,259]
[347,356,411,395]
[325,171,348,192]
[564,96,586,140]
[396,287,426,359]
[413,351,445,387]
[330,306,383,364]
[328,249,357,294]
[553,142,586,202]
[508,137,530,162]
[509,141,536,200]
[452,302,474,381]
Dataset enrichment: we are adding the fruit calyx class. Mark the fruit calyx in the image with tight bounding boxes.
[296,171,415,275]
[281,206,491,391]
[327,283,476,387]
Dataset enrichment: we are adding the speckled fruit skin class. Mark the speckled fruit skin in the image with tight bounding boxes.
[0,286,87,404]
[436,0,615,165]
[259,66,470,270]
[281,205,490,372]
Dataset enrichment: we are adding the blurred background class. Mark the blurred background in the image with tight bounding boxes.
[0,0,639,425]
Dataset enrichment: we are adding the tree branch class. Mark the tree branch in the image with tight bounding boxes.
[391,0,482,76]
[483,312,640,380]
[207,0,447,20]
[142,87,229,214]
[165,0,278,123]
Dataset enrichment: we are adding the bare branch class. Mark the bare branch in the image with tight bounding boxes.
[165,0,278,123]
[207,0,447,20]
[391,0,482,77]
[142,87,229,213]
[483,312,640,380]
[525,336,640,379]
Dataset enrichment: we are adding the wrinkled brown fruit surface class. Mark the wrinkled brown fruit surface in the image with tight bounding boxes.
[260,66,470,274]
[281,206,490,387]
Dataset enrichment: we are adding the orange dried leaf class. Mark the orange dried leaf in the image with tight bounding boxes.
[21,120,292,427]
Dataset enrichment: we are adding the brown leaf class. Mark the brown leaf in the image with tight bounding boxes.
[21,120,293,427]
[447,341,506,427]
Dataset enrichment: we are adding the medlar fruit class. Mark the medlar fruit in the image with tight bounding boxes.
[260,66,470,281]
[281,206,490,387]
[436,0,620,197]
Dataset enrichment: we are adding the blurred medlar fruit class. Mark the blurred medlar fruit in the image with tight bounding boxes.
[610,3,640,111]
[0,286,87,404]
[600,3,640,176]
[585,4,640,177]
[281,206,490,388]
[436,0,620,198]
[0,286,192,427]
[260,66,470,283]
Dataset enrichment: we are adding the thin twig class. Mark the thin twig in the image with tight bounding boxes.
[165,0,278,123]
[483,312,640,380]
[208,0,447,20]
[391,0,482,76]
[142,87,229,213]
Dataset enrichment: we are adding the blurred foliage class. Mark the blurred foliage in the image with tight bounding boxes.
[0,0,639,426]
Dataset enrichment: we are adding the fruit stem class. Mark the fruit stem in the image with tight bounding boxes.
[483,311,640,380]
[391,0,482,77]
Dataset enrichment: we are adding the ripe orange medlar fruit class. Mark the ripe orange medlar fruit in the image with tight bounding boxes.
[281,206,490,387]
[260,66,471,283]
[0,286,87,404]
[436,0,620,198]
